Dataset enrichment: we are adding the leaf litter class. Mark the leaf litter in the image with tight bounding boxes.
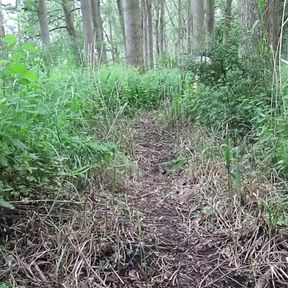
[1,112,288,287]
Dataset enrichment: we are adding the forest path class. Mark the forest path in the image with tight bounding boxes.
[0,112,247,288]
[124,113,220,288]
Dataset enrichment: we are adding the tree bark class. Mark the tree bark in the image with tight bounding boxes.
[142,0,149,68]
[0,0,5,45]
[147,0,153,67]
[123,0,144,68]
[155,0,160,56]
[223,0,232,43]
[108,17,115,62]
[238,0,259,57]
[159,0,165,56]
[80,0,95,64]
[142,0,154,68]
[191,0,204,53]
[37,0,50,45]
[61,0,80,61]
[117,0,126,54]
[187,0,192,53]
[91,0,108,63]
[264,0,282,52]
[206,0,215,40]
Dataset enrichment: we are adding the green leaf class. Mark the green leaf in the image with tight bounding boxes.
[20,43,39,52]
[0,98,7,104]
[0,198,14,209]
[3,35,17,46]
[22,70,37,82]
[6,63,28,75]
[11,52,24,62]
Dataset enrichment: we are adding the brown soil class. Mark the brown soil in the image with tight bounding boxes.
[124,114,247,288]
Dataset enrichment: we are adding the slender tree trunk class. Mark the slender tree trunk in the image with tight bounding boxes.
[206,0,215,41]
[61,0,80,61]
[91,0,107,63]
[223,0,232,43]
[143,0,153,68]
[187,0,192,54]
[0,0,5,45]
[177,0,182,63]
[238,0,259,57]
[123,0,144,68]
[191,0,204,53]
[117,0,126,54]
[80,0,95,64]
[37,0,50,45]
[16,0,21,37]
[109,17,115,62]
[155,0,160,56]
[142,0,149,68]
[159,0,165,56]
[145,0,153,67]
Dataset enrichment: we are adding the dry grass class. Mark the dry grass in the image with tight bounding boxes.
[0,185,152,287]
[1,113,288,288]
[172,125,288,287]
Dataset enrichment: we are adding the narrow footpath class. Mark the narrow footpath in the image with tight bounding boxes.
[125,114,234,288]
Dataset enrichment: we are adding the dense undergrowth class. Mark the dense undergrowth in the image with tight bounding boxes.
[0,36,181,205]
[1,33,288,212]
[2,34,288,287]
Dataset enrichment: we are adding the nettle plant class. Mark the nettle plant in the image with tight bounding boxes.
[0,35,40,207]
[0,36,118,208]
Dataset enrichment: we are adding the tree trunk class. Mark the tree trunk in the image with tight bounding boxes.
[91,0,108,63]
[117,0,126,54]
[142,0,149,68]
[108,17,116,62]
[187,0,192,53]
[123,0,144,67]
[191,0,204,53]
[206,0,215,40]
[61,0,80,61]
[37,0,50,45]
[0,0,5,45]
[155,0,160,56]
[147,0,153,67]
[159,0,165,56]
[177,0,182,63]
[223,0,232,43]
[264,0,282,52]
[142,0,153,68]
[80,0,95,64]
[238,0,259,57]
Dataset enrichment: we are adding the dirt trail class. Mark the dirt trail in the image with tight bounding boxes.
[0,113,256,288]
[125,114,220,288]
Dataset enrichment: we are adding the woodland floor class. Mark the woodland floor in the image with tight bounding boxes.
[0,112,287,287]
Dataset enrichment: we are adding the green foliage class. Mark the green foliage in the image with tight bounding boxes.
[95,65,181,114]
[0,38,118,202]
[168,29,288,184]
[261,195,288,234]
[0,38,182,203]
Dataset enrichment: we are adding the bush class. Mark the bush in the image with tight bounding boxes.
[0,39,117,202]
[95,65,181,113]
[0,38,183,203]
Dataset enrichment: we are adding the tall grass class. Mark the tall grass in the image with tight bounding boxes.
[0,38,182,204]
